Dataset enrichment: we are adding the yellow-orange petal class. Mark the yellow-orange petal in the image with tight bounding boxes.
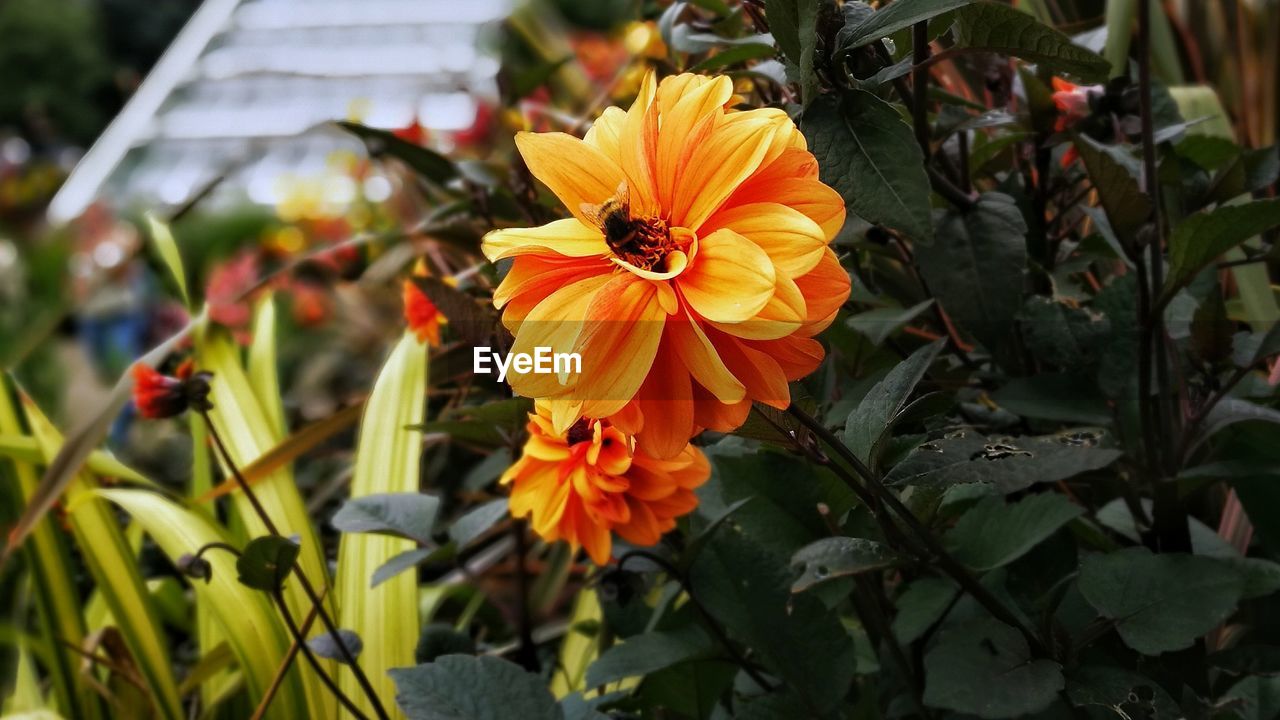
[655,76,734,210]
[667,311,745,404]
[493,254,609,311]
[483,218,610,261]
[749,335,825,381]
[710,271,806,341]
[575,274,667,420]
[712,332,791,409]
[583,106,626,160]
[515,132,625,224]
[671,114,778,230]
[677,229,775,324]
[794,248,852,337]
[506,275,611,398]
[725,148,846,239]
[701,202,827,277]
[633,338,695,460]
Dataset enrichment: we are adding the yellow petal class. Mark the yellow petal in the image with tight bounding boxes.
[667,311,746,404]
[672,114,777,229]
[677,229,775,324]
[574,274,667,419]
[726,148,846,239]
[506,275,611,398]
[655,76,734,210]
[710,271,806,340]
[794,248,852,337]
[515,132,625,224]
[483,218,610,261]
[701,202,827,277]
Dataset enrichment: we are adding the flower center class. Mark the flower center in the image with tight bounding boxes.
[566,418,595,446]
[603,213,676,271]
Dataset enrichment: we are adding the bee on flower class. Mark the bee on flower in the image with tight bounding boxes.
[502,401,709,565]
[482,72,851,459]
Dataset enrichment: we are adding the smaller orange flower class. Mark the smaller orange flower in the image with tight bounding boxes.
[502,402,709,565]
[403,263,445,346]
[131,362,211,419]
[1051,78,1095,132]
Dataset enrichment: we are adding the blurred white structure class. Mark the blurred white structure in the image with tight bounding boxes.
[48,0,507,224]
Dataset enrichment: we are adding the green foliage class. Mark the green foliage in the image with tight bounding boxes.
[236,536,300,592]
[923,618,1064,718]
[803,91,934,243]
[952,2,1111,82]
[390,655,564,720]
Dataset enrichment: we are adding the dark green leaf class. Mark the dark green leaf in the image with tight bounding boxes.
[764,0,819,102]
[892,576,958,644]
[916,193,1028,357]
[886,429,1122,493]
[923,618,1063,718]
[1164,199,1280,300]
[307,629,363,664]
[1074,136,1149,245]
[1210,646,1280,677]
[837,0,975,51]
[236,536,300,592]
[991,375,1112,425]
[803,91,934,243]
[372,547,448,589]
[692,529,856,713]
[790,537,897,592]
[1019,296,1110,371]
[945,494,1083,571]
[688,43,777,72]
[1078,547,1244,655]
[390,655,562,720]
[1201,398,1280,445]
[337,121,457,185]
[843,340,944,467]
[447,499,509,549]
[415,624,477,664]
[847,300,934,344]
[331,492,439,544]
[1066,665,1181,716]
[584,627,717,688]
[953,2,1109,81]
[680,495,755,573]
[1191,291,1234,365]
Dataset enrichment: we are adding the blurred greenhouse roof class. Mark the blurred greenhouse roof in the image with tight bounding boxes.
[47,0,507,224]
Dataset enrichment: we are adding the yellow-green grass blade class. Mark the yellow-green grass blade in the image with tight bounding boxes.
[145,213,190,307]
[335,332,427,719]
[195,327,335,718]
[550,589,603,698]
[96,488,311,720]
[0,436,151,485]
[195,329,330,612]
[188,410,238,708]
[0,380,101,720]
[248,294,286,440]
[22,397,184,720]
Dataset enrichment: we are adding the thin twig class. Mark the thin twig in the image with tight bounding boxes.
[272,590,371,720]
[784,406,1050,656]
[251,587,327,720]
[200,411,392,720]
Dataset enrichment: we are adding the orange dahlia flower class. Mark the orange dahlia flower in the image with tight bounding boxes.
[502,401,709,565]
[482,72,850,459]
[403,263,445,346]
